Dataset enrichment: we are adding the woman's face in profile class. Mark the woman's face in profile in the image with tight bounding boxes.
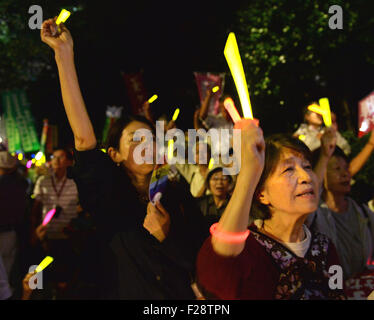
[119,121,156,175]
[325,156,351,195]
[259,148,319,217]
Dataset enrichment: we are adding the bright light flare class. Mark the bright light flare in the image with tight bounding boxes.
[224,98,241,123]
[56,9,71,25]
[224,32,253,119]
[212,86,219,93]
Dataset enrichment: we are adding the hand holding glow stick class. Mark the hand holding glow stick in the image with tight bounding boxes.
[224,98,241,123]
[224,33,253,119]
[42,208,56,226]
[307,98,332,127]
[35,256,54,273]
[54,9,71,35]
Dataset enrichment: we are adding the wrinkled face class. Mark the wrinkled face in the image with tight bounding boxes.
[305,111,323,126]
[325,156,351,195]
[117,121,155,175]
[209,171,231,198]
[51,150,71,171]
[259,148,319,217]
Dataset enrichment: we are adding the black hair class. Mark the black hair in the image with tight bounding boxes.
[105,114,156,151]
[250,134,313,221]
[206,167,233,189]
[311,146,349,168]
[52,147,74,161]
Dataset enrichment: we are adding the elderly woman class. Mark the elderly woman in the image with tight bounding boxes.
[196,120,346,299]
[40,18,208,299]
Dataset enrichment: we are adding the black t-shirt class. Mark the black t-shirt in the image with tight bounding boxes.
[67,149,209,299]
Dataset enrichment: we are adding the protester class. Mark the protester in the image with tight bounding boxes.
[40,18,209,299]
[197,167,232,226]
[0,151,28,284]
[307,146,374,280]
[294,105,351,155]
[197,119,345,299]
[30,148,79,294]
[175,141,211,197]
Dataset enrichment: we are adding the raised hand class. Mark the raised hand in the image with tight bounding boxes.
[143,201,171,242]
[234,119,265,180]
[320,126,337,158]
[40,18,73,55]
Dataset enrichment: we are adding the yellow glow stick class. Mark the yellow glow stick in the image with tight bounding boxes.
[100,148,107,153]
[307,99,332,127]
[56,9,71,25]
[18,153,23,161]
[172,108,180,121]
[167,139,174,161]
[298,135,306,141]
[224,33,253,119]
[35,256,54,273]
[212,86,219,93]
[148,95,158,104]
[208,158,214,170]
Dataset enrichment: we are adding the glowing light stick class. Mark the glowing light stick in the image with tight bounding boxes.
[26,160,32,169]
[35,256,54,273]
[223,98,241,123]
[148,95,158,104]
[212,86,219,93]
[55,9,71,25]
[208,158,214,170]
[42,208,56,226]
[172,108,180,121]
[210,223,250,243]
[18,153,23,161]
[35,151,43,161]
[307,99,332,127]
[167,140,174,161]
[224,33,253,119]
[298,135,306,141]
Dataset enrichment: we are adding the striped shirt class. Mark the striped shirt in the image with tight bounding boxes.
[33,173,78,239]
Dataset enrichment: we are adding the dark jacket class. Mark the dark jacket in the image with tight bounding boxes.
[68,149,209,299]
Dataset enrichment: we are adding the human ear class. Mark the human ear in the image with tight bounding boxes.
[258,190,270,206]
[108,147,122,165]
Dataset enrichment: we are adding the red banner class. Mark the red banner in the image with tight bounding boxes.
[358,91,374,137]
[122,71,148,116]
[194,72,225,115]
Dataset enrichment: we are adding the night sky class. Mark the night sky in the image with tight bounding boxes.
[28,0,247,147]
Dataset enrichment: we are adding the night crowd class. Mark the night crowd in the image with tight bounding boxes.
[1,17,374,300]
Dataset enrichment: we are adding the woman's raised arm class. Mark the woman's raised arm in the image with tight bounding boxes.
[211,119,265,257]
[41,18,96,151]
